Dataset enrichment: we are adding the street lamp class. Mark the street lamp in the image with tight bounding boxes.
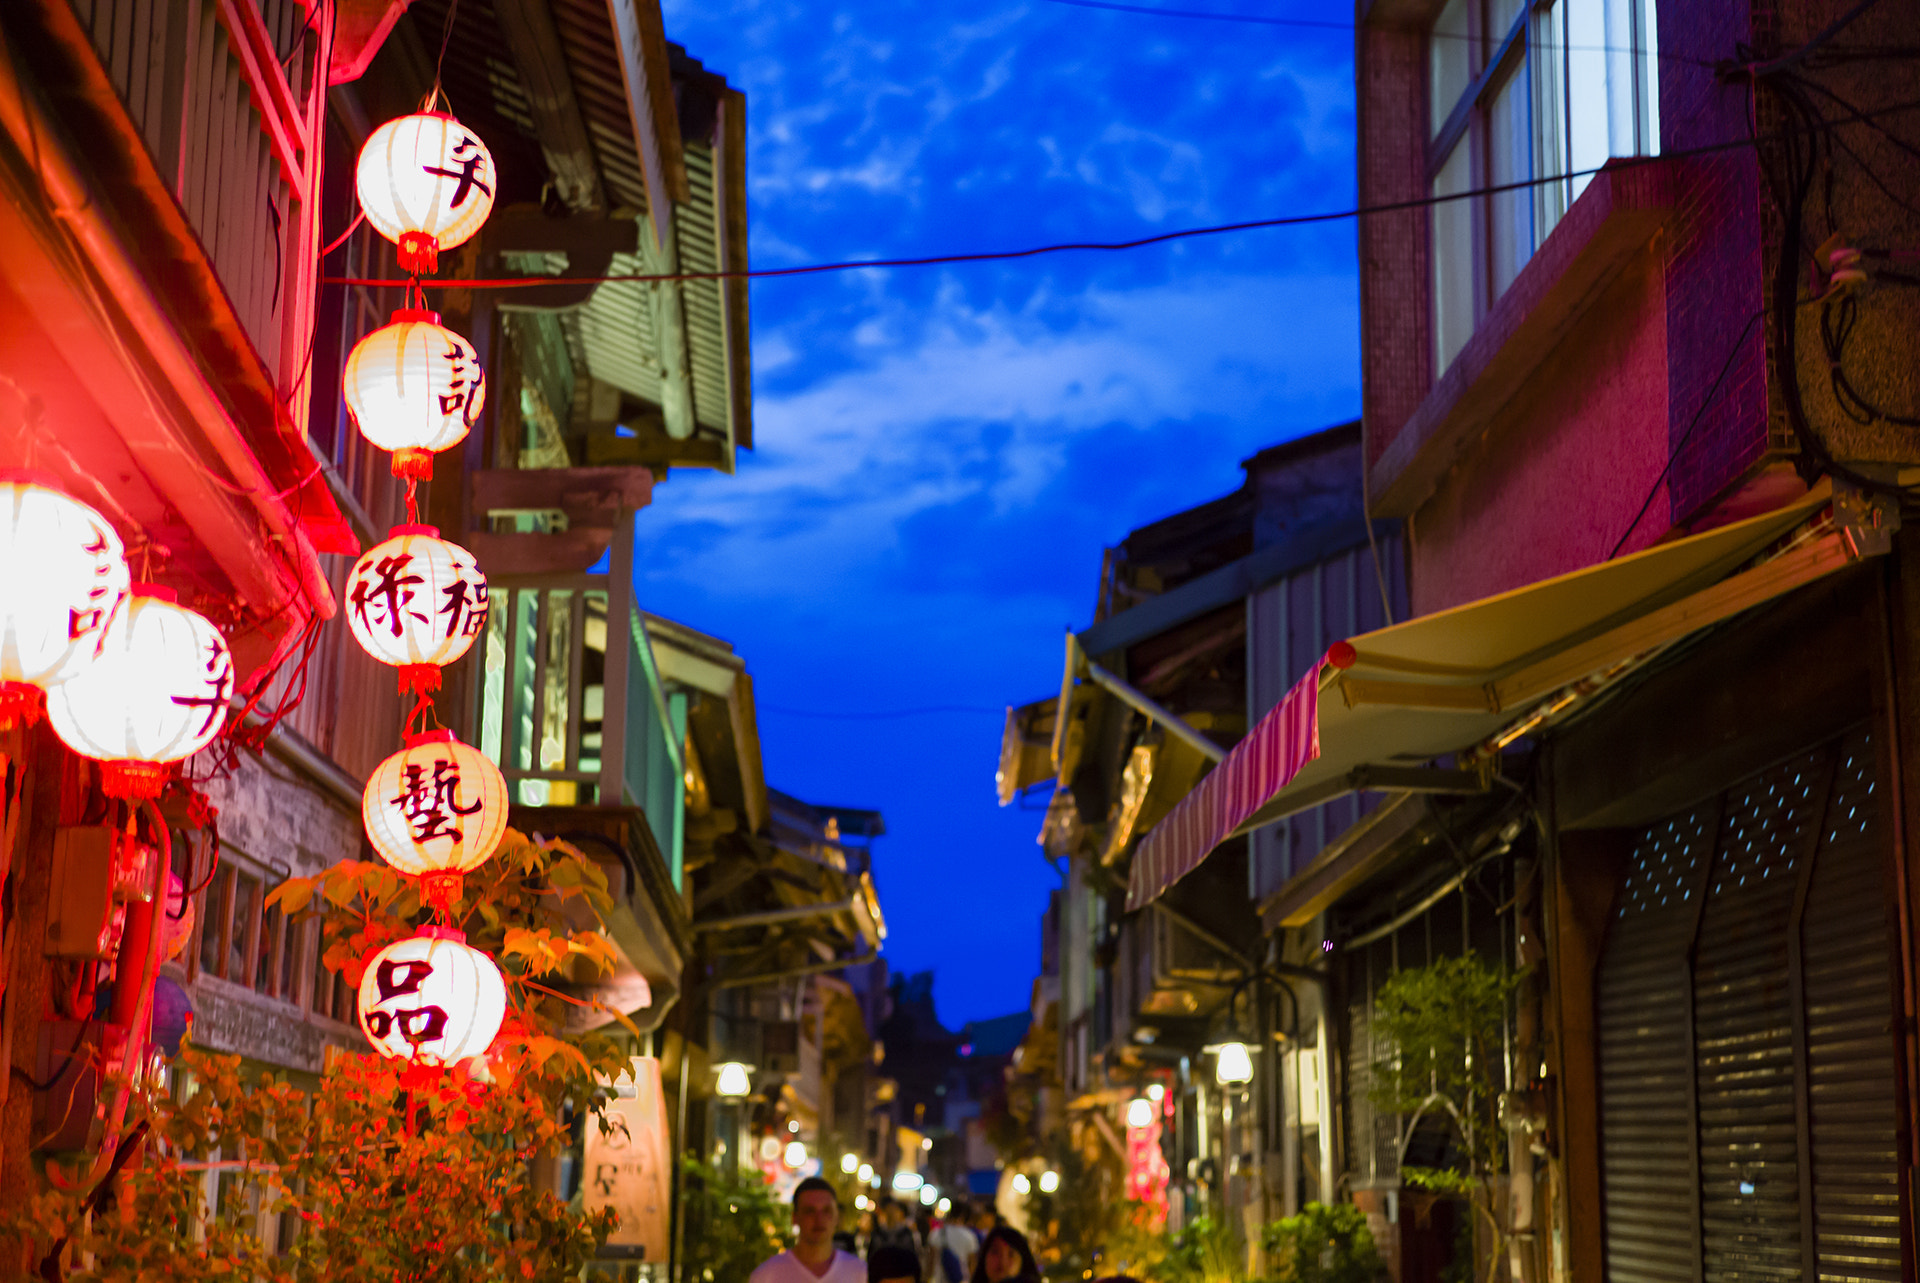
[841,1153,860,1174]
[1215,1041,1254,1086]
[919,1185,938,1206]
[858,1163,874,1183]
[714,1063,752,1099]
[784,1141,808,1169]
[1012,1173,1031,1196]
[891,1172,924,1192]
[1125,1097,1154,1129]
[1039,1170,1060,1194]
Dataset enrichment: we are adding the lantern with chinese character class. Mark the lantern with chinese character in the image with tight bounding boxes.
[45,588,233,799]
[0,472,129,724]
[342,311,486,479]
[356,926,507,1066]
[356,113,496,276]
[363,730,507,908]
[345,525,488,692]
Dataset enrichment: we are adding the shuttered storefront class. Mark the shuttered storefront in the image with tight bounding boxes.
[1595,727,1901,1282]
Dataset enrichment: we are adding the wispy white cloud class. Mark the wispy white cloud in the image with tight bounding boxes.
[642,269,1357,598]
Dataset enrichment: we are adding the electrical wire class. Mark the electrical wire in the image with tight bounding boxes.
[757,704,1006,720]
[1038,0,1719,64]
[321,98,1920,292]
[1607,311,1765,560]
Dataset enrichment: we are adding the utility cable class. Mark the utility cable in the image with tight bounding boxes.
[321,97,1920,292]
[1038,0,1719,64]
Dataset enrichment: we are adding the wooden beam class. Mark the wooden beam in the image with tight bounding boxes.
[604,0,689,252]
[495,0,605,211]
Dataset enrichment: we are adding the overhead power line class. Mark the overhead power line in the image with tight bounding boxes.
[321,98,1920,292]
[1036,0,1718,63]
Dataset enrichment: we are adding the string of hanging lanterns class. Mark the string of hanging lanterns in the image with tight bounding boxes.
[339,100,510,1068]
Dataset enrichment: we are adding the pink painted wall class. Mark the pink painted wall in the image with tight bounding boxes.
[1406,256,1671,617]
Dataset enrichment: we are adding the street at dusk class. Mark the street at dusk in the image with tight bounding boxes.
[0,0,1914,1281]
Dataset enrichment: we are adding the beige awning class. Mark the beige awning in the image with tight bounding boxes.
[1130,483,1862,910]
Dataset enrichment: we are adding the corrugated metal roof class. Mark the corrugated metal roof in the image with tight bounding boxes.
[406,0,746,459]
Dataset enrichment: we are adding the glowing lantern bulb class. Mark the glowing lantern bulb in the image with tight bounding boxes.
[355,113,496,276]
[841,1153,859,1174]
[0,472,129,724]
[342,313,486,478]
[363,730,507,909]
[1039,1170,1060,1194]
[356,927,506,1066]
[1215,1041,1254,1085]
[46,587,232,798]
[1125,1097,1154,1130]
[343,525,488,691]
[783,1140,808,1169]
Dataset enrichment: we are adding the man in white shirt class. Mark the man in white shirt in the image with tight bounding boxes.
[750,1177,868,1283]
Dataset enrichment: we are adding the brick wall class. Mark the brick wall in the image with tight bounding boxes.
[1357,22,1432,473]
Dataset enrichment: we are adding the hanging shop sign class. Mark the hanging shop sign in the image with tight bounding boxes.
[357,926,507,1065]
[0,472,129,723]
[345,525,488,691]
[363,729,507,907]
[355,113,496,276]
[342,312,486,478]
[583,1057,673,1262]
[46,587,233,798]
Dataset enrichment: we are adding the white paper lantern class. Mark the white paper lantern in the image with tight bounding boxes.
[0,471,129,721]
[363,730,507,907]
[46,588,233,799]
[342,312,486,478]
[345,525,488,689]
[356,927,507,1066]
[356,113,496,275]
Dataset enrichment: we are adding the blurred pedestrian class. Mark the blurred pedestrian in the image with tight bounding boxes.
[969,1226,1040,1283]
[926,1203,980,1283]
[750,1177,865,1283]
[870,1199,920,1255]
[868,1244,924,1283]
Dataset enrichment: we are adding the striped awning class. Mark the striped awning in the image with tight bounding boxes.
[1125,486,1852,911]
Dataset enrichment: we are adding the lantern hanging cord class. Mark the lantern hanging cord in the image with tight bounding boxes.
[320,211,366,260]
[321,100,1920,292]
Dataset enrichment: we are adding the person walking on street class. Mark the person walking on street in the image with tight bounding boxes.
[870,1199,920,1256]
[750,1177,867,1283]
[926,1203,980,1283]
[969,1226,1041,1283]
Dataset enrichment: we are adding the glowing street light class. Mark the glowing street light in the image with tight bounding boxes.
[841,1153,860,1174]
[1215,1041,1254,1085]
[919,1185,938,1205]
[715,1063,752,1099]
[892,1172,925,1192]
[858,1164,874,1183]
[1039,1170,1060,1194]
[784,1141,808,1169]
[1012,1173,1031,1196]
[1125,1097,1154,1129]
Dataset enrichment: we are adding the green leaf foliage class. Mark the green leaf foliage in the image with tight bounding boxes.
[1263,1202,1383,1283]
[677,1157,789,1283]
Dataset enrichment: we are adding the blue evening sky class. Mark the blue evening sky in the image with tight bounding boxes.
[640,0,1359,1026]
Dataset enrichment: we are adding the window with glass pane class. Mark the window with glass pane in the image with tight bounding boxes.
[1427,0,1659,372]
[230,874,260,984]
[255,902,282,995]
[199,866,233,978]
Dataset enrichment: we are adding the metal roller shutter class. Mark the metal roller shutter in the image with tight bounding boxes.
[1595,727,1902,1283]
[1597,804,1717,1283]
[1692,750,1832,1282]
[1801,730,1900,1281]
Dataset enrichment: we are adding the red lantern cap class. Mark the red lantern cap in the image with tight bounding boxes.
[418,925,467,943]
[131,583,179,604]
[403,728,459,748]
[0,467,69,488]
[389,308,443,326]
[388,523,442,539]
